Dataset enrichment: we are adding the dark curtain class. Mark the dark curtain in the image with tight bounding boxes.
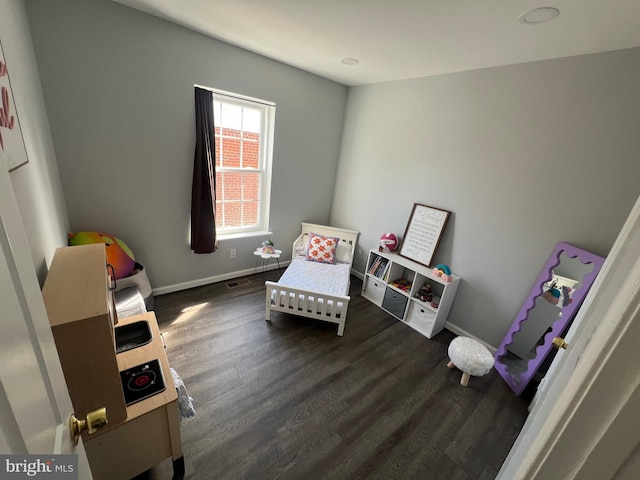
[191,87,218,253]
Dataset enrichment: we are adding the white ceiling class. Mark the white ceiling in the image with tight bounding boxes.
[112,0,640,86]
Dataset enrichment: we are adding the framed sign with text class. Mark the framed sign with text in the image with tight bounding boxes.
[399,203,451,268]
[0,39,29,172]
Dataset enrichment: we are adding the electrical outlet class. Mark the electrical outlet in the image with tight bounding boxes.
[230,248,237,259]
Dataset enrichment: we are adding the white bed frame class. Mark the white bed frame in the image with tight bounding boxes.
[265,223,359,336]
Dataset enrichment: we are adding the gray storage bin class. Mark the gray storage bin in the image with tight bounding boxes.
[383,287,408,319]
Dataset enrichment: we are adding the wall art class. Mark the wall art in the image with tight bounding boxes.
[399,203,451,268]
[0,39,29,172]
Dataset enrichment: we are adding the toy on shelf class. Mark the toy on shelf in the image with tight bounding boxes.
[389,277,412,292]
[379,233,399,252]
[262,239,276,254]
[415,282,433,303]
[432,264,453,282]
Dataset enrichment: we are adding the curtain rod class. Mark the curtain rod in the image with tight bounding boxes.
[194,84,275,107]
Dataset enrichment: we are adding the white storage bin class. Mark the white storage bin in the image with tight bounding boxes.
[406,301,438,338]
[364,277,386,306]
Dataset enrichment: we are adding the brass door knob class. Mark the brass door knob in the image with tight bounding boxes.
[69,407,108,445]
[552,337,568,350]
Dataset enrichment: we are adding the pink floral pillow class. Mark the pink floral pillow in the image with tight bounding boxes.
[306,232,339,264]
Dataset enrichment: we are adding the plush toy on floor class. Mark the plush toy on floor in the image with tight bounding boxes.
[68,231,135,279]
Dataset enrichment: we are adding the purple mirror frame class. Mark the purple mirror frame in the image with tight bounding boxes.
[494,242,605,396]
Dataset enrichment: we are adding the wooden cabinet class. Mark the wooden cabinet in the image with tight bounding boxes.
[362,249,460,339]
[42,243,127,425]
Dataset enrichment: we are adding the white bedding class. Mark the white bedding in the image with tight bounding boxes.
[278,257,351,296]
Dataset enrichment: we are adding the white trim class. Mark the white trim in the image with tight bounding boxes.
[153,260,291,296]
[217,230,273,241]
[194,84,275,107]
[54,423,63,454]
[356,262,494,351]
[352,267,498,351]
[445,322,497,354]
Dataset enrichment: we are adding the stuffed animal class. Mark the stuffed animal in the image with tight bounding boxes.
[432,264,453,282]
[262,239,276,254]
[68,231,135,279]
[543,281,561,305]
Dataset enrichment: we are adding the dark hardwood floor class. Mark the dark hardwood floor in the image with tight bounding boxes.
[141,272,529,480]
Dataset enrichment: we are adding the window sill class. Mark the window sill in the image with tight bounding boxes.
[217,231,273,242]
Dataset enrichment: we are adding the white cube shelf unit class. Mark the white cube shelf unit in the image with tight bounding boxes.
[362,249,461,339]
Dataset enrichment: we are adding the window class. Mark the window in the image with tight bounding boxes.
[212,89,275,236]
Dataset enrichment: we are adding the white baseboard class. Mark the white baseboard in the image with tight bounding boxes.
[353,270,495,353]
[445,322,497,354]
[351,270,496,352]
[351,269,364,281]
[153,260,291,296]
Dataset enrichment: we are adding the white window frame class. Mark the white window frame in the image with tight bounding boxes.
[209,87,275,238]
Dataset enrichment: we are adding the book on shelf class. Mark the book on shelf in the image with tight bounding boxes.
[382,264,390,282]
[376,259,389,278]
[368,257,381,275]
[368,256,389,279]
[376,260,385,276]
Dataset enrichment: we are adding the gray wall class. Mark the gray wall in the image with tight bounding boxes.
[331,48,640,347]
[0,0,70,284]
[25,0,347,290]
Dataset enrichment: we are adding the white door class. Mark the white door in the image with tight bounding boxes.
[0,164,92,477]
[498,194,640,479]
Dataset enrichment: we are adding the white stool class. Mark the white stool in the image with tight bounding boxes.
[447,336,494,386]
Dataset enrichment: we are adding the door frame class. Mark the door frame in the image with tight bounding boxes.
[498,195,640,479]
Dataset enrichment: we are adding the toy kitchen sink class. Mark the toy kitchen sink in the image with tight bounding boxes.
[114,320,152,353]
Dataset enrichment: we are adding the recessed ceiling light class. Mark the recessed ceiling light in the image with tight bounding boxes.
[341,57,359,65]
[519,7,560,25]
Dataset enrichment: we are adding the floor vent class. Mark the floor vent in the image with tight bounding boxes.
[226,279,251,289]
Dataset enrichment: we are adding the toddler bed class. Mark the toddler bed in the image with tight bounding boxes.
[265,223,359,336]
